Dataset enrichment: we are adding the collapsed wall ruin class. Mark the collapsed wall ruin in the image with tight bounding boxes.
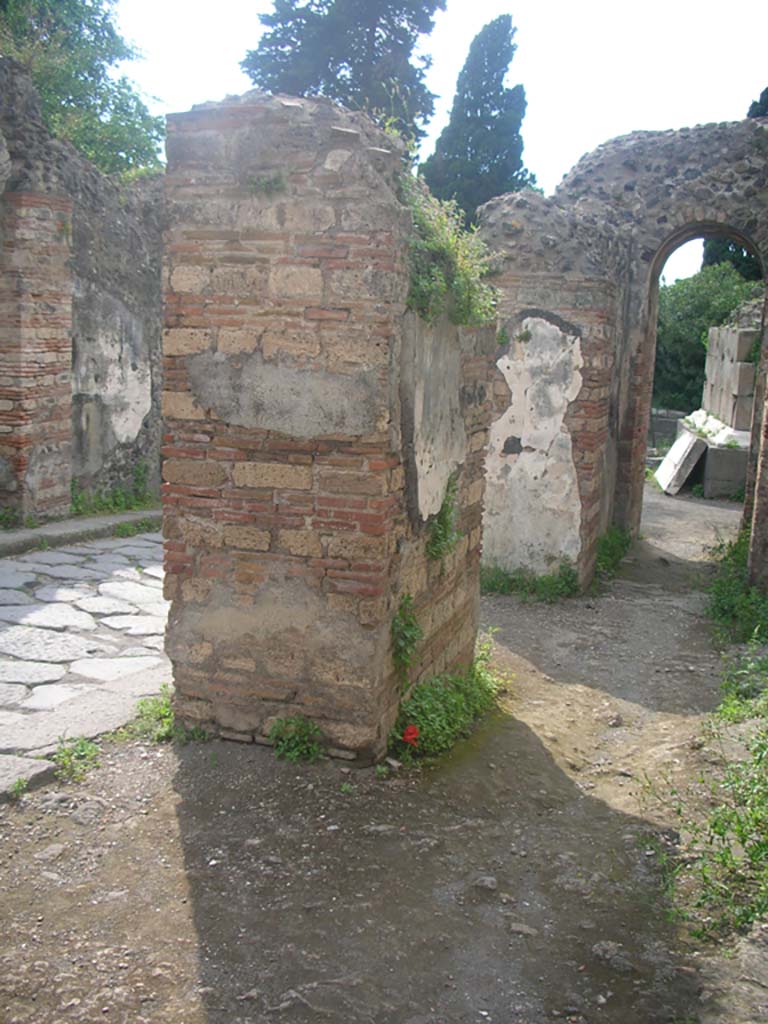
[480,120,768,582]
[162,93,497,758]
[0,58,163,519]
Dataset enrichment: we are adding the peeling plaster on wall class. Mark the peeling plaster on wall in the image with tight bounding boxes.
[483,316,583,574]
[72,284,151,446]
[186,350,385,439]
[401,312,467,520]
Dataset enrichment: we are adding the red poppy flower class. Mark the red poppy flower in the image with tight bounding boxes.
[402,724,420,747]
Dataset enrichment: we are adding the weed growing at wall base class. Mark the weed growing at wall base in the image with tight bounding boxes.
[594,526,632,582]
[71,461,157,518]
[269,716,323,763]
[480,561,579,603]
[388,636,502,761]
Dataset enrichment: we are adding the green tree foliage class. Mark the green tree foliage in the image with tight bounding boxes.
[748,85,768,118]
[241,0,446,142]
[0,0,164,174]
[701,87,768,278]
[420,15,534,223]
[654,262,761,411]
[702,238,762,282]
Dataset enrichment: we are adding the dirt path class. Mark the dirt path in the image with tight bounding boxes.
[0,486,765,1024]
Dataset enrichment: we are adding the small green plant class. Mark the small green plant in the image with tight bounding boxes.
[340,782,355,795]
[70,463,157,519]
[516,327,532,343]
[248,173,286,197]
[391,594,423,680]
[36,537,50,551]
[426,474,460,562]
[683,726,768,937]
[269,716,323,763]
[691,483,705,499]
[113,517,159,538]
[496,326,511,347]
[717,641,768,723]
[480,561,579,603]
[8,777,28,801]
[594,526,632,582]
[0,507,20,530]
[707,529,768,643]
[131,686,176,742]
[111,685,209,744]
[24,514,39,530]
[402,174,497,327]
[375,764,389,780]
[388,635,501,761]
[53,736,100,782]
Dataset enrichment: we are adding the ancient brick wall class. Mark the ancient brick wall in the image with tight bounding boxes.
[162,93,496,759]
[0,191,74,517]
[479,120,768,584]
[0,58,163,517]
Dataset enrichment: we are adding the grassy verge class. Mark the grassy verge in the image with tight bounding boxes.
[388,637,502,762]
[707,529,768,643]
[480,561,579,602]
[648,535,768,939]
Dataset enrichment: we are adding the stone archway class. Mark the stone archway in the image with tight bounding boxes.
[480,117,768,583]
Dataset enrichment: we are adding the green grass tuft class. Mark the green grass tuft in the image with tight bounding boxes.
[389,637,501,761]
[594,526,632,581]
[269,716,323,763]
[707,529,768,643]
[480,561,579,603]
[53,736,100,782]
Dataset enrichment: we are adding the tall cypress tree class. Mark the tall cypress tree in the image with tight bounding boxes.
[420,15,534,222]
[241,0,446,142]
[702,86,768,279]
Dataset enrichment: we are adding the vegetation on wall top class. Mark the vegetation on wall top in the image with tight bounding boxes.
[403,174,497,326]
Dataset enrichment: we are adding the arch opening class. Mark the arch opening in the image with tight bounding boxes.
[638,224,766,527]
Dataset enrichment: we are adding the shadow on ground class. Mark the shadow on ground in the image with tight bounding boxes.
[171,717,705,1024]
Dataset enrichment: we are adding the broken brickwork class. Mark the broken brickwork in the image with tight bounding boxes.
[162,93,496,759]
[480,120,768,583]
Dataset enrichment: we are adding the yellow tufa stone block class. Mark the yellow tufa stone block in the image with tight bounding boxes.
[233,462,313,491]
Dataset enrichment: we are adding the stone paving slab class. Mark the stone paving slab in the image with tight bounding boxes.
[0,754,55,800]
[0,663,170,756]
[0,523,171,796]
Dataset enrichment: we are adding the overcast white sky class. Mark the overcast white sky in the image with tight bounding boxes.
[115,0,768,281]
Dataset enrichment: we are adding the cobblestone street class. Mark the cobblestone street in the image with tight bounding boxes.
[0,531,169,789]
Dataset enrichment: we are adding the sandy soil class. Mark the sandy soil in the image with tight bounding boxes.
[0,486,766,1024]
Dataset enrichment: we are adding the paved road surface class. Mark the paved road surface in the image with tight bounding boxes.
[0,531,170,793]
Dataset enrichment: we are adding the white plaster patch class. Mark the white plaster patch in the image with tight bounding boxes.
[483,317,584,574]
[403,313,466,520]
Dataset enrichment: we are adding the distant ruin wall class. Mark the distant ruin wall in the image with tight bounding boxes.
[479,120,768,583]
[162,93,496,759]
[0,58,163,517]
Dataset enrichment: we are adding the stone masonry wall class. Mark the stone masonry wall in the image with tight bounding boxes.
[479,119,768,584]
[0,58,163,516]
[162,93,496,760]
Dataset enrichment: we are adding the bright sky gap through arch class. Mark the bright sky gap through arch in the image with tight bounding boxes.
[114,0,767,281]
